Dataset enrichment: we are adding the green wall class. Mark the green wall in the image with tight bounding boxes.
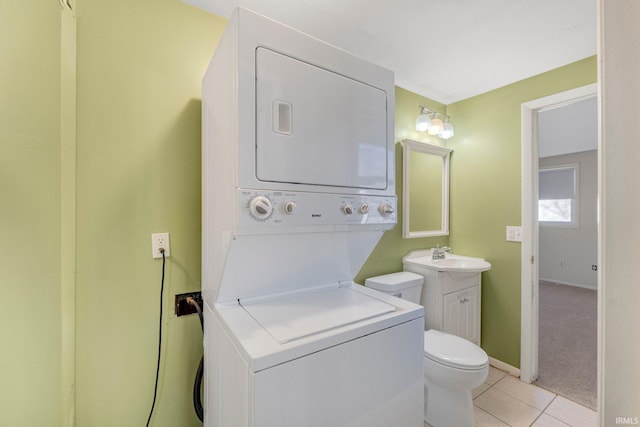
[75,0,224,425]
[360,58,597,368]
[1,1,597,424]
[446,56,596,367]
[0,1,63,424]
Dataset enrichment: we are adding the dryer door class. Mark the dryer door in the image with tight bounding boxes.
[255,47,389,190]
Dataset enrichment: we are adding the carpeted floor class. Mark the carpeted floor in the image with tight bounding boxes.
[535,280,597,410]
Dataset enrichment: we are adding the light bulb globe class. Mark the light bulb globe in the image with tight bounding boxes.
[439,122,454,139]
[415,113,431,132]
[428,116,443,135]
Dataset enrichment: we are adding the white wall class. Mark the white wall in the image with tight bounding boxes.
[599,0,640,424]
[539,150,597,289]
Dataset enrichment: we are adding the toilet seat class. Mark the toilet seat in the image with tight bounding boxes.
[423,329,488,370]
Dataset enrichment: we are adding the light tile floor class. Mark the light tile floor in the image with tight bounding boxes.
[424,366,597,427]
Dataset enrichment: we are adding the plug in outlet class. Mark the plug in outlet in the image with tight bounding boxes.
[175,291,203,316]
[151,232,170,259]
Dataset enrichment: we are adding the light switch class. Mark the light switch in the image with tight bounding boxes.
[506,226,522,242]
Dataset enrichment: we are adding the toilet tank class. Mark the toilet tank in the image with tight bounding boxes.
[364,272,424,304]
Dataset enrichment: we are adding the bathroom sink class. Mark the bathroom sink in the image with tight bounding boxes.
[427,257,491,273]
[402,250,491,273]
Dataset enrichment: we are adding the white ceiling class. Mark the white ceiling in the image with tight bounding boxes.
[538,96,598,158]
[182,0,597,104]
[183,0,598,156]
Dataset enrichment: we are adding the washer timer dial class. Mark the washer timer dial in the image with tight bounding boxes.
[248,195,274,221]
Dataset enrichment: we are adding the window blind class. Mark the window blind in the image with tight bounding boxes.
[539,167,575,200]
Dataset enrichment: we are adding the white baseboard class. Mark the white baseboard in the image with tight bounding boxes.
[539,277,597,291]
[489,357,521,378]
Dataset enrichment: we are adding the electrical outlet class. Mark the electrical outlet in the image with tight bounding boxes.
[506,226,522,242]
[175,292,203,316]
[151,232,170,259]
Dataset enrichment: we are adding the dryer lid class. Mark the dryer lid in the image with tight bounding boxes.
[423,329,488,370]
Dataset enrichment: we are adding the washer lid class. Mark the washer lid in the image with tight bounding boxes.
[423,329,488,370]
[241,286,396,344]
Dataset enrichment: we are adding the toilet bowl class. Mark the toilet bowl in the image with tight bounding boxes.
[423,329,488,427]
[365,272,489,427]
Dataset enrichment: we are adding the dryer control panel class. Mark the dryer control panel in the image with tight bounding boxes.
[238,189,396,230]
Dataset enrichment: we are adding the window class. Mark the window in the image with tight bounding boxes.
[538,164,578,226]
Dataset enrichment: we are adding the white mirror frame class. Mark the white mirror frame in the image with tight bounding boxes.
[401,139,452,238]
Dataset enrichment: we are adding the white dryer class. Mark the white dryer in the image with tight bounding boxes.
[202,8,424,427]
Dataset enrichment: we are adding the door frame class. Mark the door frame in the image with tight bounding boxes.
[520,83,598,383]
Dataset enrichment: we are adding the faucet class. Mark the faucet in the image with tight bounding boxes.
[432,245,452,260]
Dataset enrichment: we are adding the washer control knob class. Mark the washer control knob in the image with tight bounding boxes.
[248,195,273,221]
[342,204,354,215]
[359,203,369,214]
[284,201,297,215]
[378,201,395,217]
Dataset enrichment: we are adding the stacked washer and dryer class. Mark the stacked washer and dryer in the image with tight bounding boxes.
[201,8,424,427]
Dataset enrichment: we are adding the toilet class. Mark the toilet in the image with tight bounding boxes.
[365,272,489,427]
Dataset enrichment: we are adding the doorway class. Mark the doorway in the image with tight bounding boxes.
[535,98,598,409]
[520,84,598,390]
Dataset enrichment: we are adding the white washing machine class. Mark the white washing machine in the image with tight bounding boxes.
[202,8,424,427]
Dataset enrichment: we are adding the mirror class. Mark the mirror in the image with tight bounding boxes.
[401,139,452,238]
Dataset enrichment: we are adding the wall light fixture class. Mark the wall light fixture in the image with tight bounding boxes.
[415,105,454,140]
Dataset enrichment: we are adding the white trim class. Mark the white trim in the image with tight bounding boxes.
[401,139,452,238]
[520,99,539,384]
[520,83,597,384]
[596,5,604,425]
[489,357,521,378]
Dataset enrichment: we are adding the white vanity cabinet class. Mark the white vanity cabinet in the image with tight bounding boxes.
[442,276,481,345]
[403,250,490,346]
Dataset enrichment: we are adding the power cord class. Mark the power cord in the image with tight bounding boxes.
[186,296,204,422]
[146,248,166,427]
